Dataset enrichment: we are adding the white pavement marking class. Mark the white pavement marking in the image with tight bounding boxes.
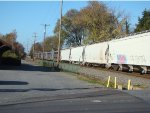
[92,100,102,103]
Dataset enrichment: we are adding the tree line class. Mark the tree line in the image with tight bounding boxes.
[30,1,150,56]
[0,30,26,59]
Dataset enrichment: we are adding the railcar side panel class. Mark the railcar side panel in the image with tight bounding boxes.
[109,32,150,66]
[84,42,108,64]
[70,46,84,63]
[61,49,71,61]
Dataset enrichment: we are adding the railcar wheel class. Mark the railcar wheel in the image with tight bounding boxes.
[112,65,119,71]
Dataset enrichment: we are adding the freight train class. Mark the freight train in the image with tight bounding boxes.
[34,30,150,74]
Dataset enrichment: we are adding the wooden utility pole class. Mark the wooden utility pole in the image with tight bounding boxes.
[32,33,38,61]
[26,40,29,55]
[57,0,63,66]
[41,24,50,60]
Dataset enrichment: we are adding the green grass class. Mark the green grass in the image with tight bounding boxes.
[76,74,115,88]
[133,84,147,89]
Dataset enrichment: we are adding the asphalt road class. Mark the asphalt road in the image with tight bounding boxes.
[0,60,150,113]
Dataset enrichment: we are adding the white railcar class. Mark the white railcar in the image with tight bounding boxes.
[84,42,108,65]
[53,51,58,61]
[61,49,71,62]
[109,32,150,66]
[45,52,53,60]
[70,46,84,63]
[109,31,150,73]
[44,52,48,60]
[39,52,43,59]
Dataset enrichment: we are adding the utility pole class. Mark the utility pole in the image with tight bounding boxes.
[41,24,50,60]
[57,0,63,66]
[32,33,38,61]
[26,40,29,55]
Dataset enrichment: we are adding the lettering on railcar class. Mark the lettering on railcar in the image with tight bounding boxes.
[130,55,146,65]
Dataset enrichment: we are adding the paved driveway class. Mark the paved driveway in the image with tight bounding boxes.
[0,61,149,113]
[0,61,101,104]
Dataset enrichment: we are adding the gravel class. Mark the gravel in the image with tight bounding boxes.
[59,63,150,88]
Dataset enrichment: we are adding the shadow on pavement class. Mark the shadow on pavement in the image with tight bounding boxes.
[0,63,60,72]
[0,87,99,92]
[0,81,28,85]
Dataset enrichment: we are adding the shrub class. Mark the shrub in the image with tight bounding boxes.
[2,50,20,59]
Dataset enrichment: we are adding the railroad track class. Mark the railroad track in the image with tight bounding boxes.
[86,65,150,79]
[60,61,150,79]
[42,59,150,79]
